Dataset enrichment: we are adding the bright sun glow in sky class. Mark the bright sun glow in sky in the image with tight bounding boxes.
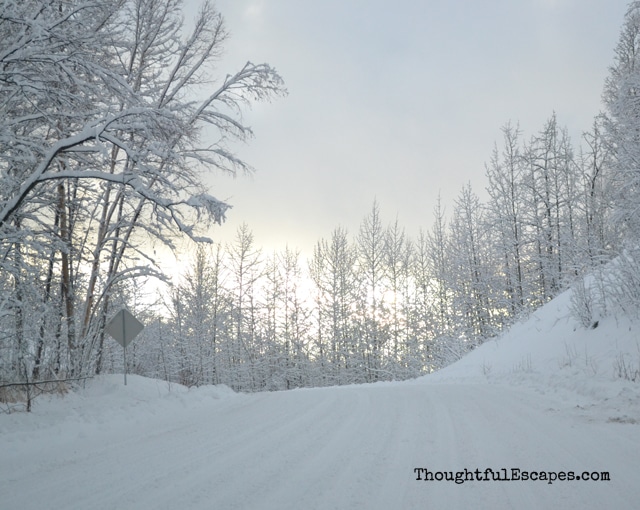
[179,0,629,264]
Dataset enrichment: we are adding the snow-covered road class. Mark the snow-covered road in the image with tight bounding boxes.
[2,377,638,510]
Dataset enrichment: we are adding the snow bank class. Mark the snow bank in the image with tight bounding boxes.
[0,375,236,438]
[424,286,640,424]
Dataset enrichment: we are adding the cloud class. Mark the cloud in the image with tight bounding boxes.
[244,1,265,20]
[531,0,576,10]
[194,0,628,260]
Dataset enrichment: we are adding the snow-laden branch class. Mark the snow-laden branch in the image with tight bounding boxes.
[0,108,169,226]
[33,168,231,226]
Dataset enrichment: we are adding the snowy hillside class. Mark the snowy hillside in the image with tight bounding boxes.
[2,287,640,510]
[429,287,640,424]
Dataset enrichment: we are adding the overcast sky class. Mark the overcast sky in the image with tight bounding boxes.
[182,0,629,261]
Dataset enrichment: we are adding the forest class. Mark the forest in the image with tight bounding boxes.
[2,0,640,397]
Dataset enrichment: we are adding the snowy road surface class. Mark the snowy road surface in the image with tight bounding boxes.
[2,377,639,510]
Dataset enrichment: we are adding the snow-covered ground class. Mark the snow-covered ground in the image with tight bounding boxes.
[2,288,640,510]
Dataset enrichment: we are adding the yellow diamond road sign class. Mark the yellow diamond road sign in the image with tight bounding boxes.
[106,309,144,348]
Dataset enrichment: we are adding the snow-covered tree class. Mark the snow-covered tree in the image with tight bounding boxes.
[309,226,359,384]
[355,200,389,381]
[225,223,263,390]
[602,1,640,315]
[0,0,284,385]
[168,244,230,386]
[448,183,497,344]
[260,247,313,389]
[485,122,528,315]
[603,1,640,243]
[383,218,417,376]
[577,116,618,264]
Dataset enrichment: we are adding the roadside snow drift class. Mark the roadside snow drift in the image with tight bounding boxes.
[2,287,640,510]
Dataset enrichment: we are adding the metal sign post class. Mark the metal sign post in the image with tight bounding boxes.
[106,309,145,385]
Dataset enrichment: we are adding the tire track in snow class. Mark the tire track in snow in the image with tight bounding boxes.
[2,382,639,510]
[427,384,639,510]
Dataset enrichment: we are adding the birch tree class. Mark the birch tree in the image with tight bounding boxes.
[485,123,528,315]
[602,1,640,314]
[169,244,229,386]
[355,200,389,381]
[0,0,285,384]
[523,115,583,300]
[383,219,416,375]
[260,248,313,389]
[578,117,617,264]
[226,223,263,390]
[449,184,497,343]
[309,227,358,384]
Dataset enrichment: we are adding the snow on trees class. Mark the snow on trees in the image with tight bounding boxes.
[1,0,634,398]
[601,2,640,316]
[0,0,285,386]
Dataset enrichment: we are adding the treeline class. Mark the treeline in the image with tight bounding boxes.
[104,112,617,391]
